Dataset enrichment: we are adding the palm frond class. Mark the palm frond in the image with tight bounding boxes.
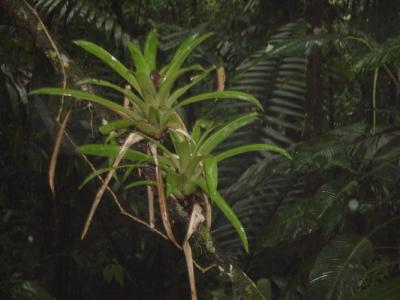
[307,234,373,300]
[354,36,400,71]
[32,0,131,47]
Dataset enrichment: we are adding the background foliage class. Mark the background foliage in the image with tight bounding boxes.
[1,0,400,299]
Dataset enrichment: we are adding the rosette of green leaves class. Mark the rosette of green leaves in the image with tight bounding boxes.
[29,31,262,139]
[29,30,291,252]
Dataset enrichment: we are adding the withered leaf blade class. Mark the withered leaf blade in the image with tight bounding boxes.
[81,132,143,239]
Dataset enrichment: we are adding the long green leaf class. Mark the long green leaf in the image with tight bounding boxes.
[144,30,158,70]
[74,40,142,95]
[166,68,213,107]
[124,180,156,190]
[204,156,218,198]
[136,72,157,103]
[79,167,115,190]
[29,88,136,119]
[164,33,213,79]
[169,130,192,172]
[79,165,137,189]
[127,42,150,74]
[198,113,259,156]
[175,90,264,111]
[215,144,292,161]
[99,119,135,134]
[76,144,152,163]
[78,78,145,112]
[191,119,214,144]
[158,64,204,103]
[197,179,248,252]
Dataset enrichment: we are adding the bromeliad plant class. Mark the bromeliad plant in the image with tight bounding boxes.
[30,30,291,299]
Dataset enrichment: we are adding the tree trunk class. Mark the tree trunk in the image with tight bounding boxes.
[304,0,323,139]
[303,0,323,197]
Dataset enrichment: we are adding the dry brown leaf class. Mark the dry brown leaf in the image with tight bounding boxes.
[81,132,143,239]
[202,192,212,229]
[185,203,205,241]
[147,185,155,228]
[49,109,72,195]
[216,66,225,92]
[149,144,180,247]
[123,84,131,108]
[25,0,69,196]
[183,203,205,300]
[59,128,216,275]
[183,242,197,300]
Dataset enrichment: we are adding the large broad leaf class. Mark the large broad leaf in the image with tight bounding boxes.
[353,278,400,300]
[144,30,158,70]
[214,143,292,161]
[307,234,373,300]
[198,113,259,156]
[175,90,264,111]
[259,200,319,248]
[354,37,400,71]
[74,40,141,94]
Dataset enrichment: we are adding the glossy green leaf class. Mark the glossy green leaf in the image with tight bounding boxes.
[144,30,158,70]
[124,180,156,190]
[127,42,150,74]
[78,165,134,189]
[99,119,135,134]
[204,156,218,198]
[74,40,141,94]
[175,90,264,111]
[79,167,113,190]
[165,173,181,197]
[166,67,213,107]
[29,88,135,119]
[198,113,259,156]
[78,78,145,111]
[215,144,292,161]
[76,144,151,163]
[136,72,157,103]
[136,132,178,166]
[191,119,214,143]
[212,193,249,252]
[170,131,191,172]
[164,33,212,79]
[158,64,204,103]
[197,179,248,252]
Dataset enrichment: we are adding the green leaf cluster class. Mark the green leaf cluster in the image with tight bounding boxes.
[29,31,291,252]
